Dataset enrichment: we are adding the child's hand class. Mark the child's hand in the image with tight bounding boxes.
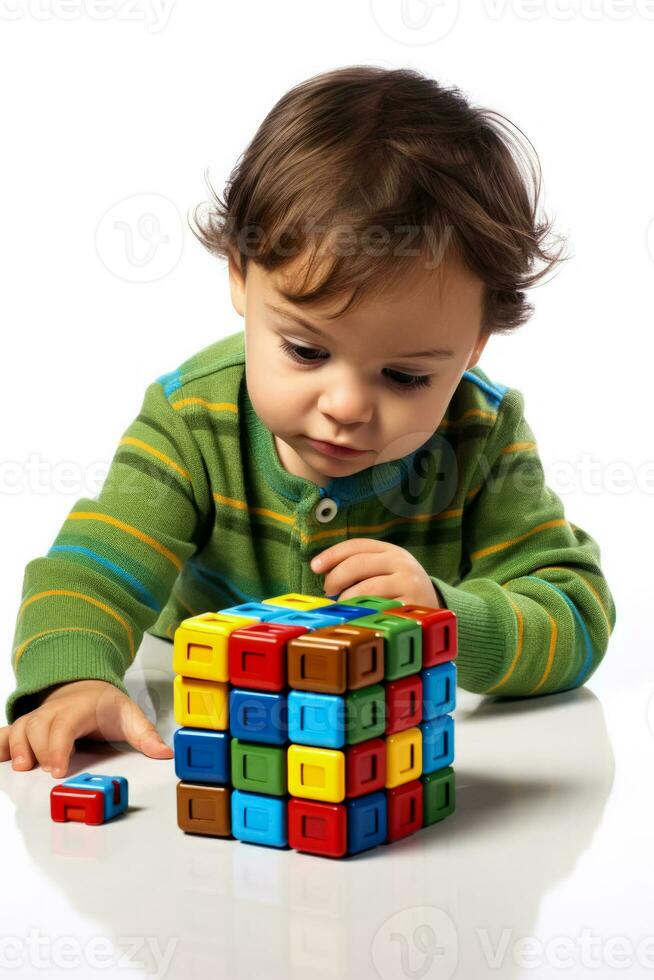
[310,539,443,608]
[0,678,174,779]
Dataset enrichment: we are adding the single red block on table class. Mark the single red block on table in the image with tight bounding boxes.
[50,786,105,825]
[345,737,387,798]
[228,622,308,691]
[386,779,424,842]
[390,606,457,667]
[385,674,423,734]
[288,797,347,858]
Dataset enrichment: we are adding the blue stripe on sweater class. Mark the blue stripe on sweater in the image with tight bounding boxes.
[524,575,594,690]
[155,367,183,397]
[463,370,508,407]
[48,545,162,612]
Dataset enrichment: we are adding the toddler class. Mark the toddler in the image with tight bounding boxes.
[0,65,617,779]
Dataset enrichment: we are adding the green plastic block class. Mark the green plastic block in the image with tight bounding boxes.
[341,595,404,613]
[349,612,422,680]
[345,683,386,744]
[423,766,455,825]
[231,738,287,796]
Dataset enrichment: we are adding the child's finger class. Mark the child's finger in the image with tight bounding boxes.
[20,714,55,772]
[324,553,388,597]
[119,701,173,759]
[48,718,80,779]
[7,719,38,771]
[0,725,12,763]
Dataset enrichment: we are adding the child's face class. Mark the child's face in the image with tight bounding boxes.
[229,250,489,488]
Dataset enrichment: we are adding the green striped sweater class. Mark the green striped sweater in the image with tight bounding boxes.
[5,329,617,723]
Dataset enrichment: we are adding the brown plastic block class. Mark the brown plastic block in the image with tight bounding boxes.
[176,781,231,837]
[287,625,384,693]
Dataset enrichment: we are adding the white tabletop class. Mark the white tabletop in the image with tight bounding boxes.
[0,625,650,980]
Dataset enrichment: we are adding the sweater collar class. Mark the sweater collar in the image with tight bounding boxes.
[242,381,443,507]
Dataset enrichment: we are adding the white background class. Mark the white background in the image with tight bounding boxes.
[1,2,653,978]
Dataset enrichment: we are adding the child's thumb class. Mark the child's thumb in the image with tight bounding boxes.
[122,703,174,759]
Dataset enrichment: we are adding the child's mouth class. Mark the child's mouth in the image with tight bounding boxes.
[306,437,369,459]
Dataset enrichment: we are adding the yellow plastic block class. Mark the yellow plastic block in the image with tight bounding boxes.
[262,593,335,612]
[287,744,345,802]
[172,611,259,682]
[174,674,229,730]
[386,726,423,788]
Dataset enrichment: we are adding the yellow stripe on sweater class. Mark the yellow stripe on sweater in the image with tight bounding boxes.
[528,610,558,694]
[15,591,135,660]
[13,626,123,667]
[213,491,463,543]
[471,518,568,562]
[486,596,558,694]
[171,397,238,413]
[303,508,464,545]
[532,565,612,635]
[67,511,182,570]
[464,442,537,502]
[119,437,192,482]
[438,408,497,427]
[486,596,525,693]
[213,493,294,525]
[501,440,537,454]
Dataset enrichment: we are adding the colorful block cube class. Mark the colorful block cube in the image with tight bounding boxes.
[229,688,288,745]
[288,797,347,857]
[177,782,231,836]
[50,772,128,825]
[288,689,345,748]
[287,743,345,802]
[231,789,287,847]
[173,611,258,682]
[174,727,230,783]
[173,592,457,857]
[348,790,388,854]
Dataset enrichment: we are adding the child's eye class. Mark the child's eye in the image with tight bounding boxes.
[279,339,326,363]
[278,339,433,393]
[383,369,432,391]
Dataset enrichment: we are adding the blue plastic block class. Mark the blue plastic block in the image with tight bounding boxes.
[315,603,379,622]
[422,662,457,719]
[61,773,128,821]
[288,689,345,748]
[347,790,387,854]
[217,601,283,621]
[229,688,288,745]
[420,715,455,773]
[173,727,230,783]
[231,789,287,847]
[263,610,340,630]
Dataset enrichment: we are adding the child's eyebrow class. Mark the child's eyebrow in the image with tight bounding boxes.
[265,302,456,360]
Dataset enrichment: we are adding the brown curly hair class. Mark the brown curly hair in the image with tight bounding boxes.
[189,64,569,336]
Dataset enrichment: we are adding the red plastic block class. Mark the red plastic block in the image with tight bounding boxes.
[345,737,387,798]
[385,674,423,734]
[288,797,347,857]
[228,622,308,691]
[390,606,457,667]
[50,786,105,825]
[387,778,424,842]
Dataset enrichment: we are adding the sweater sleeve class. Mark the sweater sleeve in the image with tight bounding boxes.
[4,380,213,724]
[430,387,617,697]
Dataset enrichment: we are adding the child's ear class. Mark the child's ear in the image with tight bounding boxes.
[466,328,490,370]
[228,249,246,318]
